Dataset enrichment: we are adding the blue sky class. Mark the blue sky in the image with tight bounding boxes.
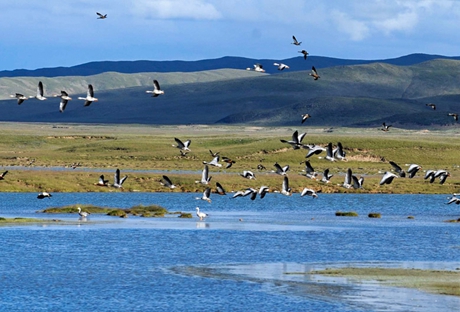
[1,0,460,70]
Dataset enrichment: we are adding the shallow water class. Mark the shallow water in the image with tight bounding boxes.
[0,193,459,311]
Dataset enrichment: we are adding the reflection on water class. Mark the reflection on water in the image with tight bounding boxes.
[0,193,459,311]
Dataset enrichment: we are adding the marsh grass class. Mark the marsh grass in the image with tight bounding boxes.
[1,123,460,194]
[335,211,359,217]
[42,203,171,218]
[368,213,382,218]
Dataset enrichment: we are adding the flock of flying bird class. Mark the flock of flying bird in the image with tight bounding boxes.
[5,25,458,219]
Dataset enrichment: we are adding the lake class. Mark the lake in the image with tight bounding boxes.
[0,192,459,311]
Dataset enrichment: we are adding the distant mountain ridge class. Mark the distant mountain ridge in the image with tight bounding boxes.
[2,53,460,77]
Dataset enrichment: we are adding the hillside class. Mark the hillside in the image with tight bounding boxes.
[1,59,460,128]
[1,53,460,77]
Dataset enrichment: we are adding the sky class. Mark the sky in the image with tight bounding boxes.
[1,0,460,70]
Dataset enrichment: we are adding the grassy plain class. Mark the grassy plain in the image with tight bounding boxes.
[1,122,460,194]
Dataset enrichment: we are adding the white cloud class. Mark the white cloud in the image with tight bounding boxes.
[131,0,221,20]
[331,11,370,41]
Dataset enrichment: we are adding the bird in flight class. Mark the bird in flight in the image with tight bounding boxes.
[96,12,107,19]
[10,93,28,105]
[381,122,391,132]
[78,84,98,107]
[309,66,320,80]
[146,80,164,97]
[448,113,458,121]
[291,36,302,46]
[426,103,436,110]
[299,50,309,60]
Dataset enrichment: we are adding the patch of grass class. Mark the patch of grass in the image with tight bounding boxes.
[41,203,169,218]
[368,212,381,218]
[178,213,193,218]
[444,218,460,223]
[335,211,359,217]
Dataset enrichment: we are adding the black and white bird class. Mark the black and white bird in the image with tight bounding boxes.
[78,84,98,106]
[96,12,107,19]
[196,187,212,203]
[195,165,212,185]
[351,175,364,189]
[232,188,257,200]
[30,81,47,101]
[273,162,289,176]
[321,168,333,183]
[424,170,436,183]
[146,80,164,97]
[94,174,109,186]
[215,182,226,195]
[299,50,309,60]
[0,170,8,180]
[309,66,320,80]
[246,64,265,72]
[448,113,459,121]
[160,175,176,189]
[343,168,353,189]
[302,160,317,180]
[221,156,236,169]
[407,164,422,178]
[433,170,450,185]
[305,145,326,158]
[10,93,28,105]
[195,207,208,221]
[379,171,398,185]
[240,170,256,180]
[281,176,291,196]
[37,192,52,199]
[54,91,72,113]
[426,103,436,110]
[113,168,128,188]
[300,187,318,198]
[301,114,311,124]
[203,156,222,167]
[389,161,406,177]
[258,186,269,199]
[77,207,90,218]
[325,142,335,162]
[280,130,306,149]
[381,122,392,132]
[292,35,302,46]
[173,137,191,152]
[446,196,460,205]
[274,63,290,70]
[333,142,347,161]
[209,150,220,157]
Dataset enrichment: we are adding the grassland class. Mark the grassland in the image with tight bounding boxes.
[1,122,460,194]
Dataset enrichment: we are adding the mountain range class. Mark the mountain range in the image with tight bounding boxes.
[1,53,460,128]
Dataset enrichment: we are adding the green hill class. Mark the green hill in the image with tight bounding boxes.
[1,59,460,128]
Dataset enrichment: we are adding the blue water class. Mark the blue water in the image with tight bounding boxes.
[0,193,459,311]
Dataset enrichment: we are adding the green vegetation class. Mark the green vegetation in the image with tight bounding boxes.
[0,123,460,194]
[178,213,193,218]
[0,217,62,225]
[335,211,359,217]
[302,267,460,297]
[42,203,172,218]
[368,213,382,218]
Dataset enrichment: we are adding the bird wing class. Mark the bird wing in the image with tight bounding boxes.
[202,165,209,182]
[345,168,352,185]
[282,176,289,192]
[297,132,306,143]
[204,187,211,198]
[389,161,403,173]
[326,143,333,159]
[311,66,318,75]
[114,169,120,184]
[120,175,128,185]
[97,12,103,17]
[305,160,315,174]
[174,138,185,149]
[216,182,226,195]
[87,84,94,97]
[162,175,173,186]
[292,35,298,44]
[153,80,161,91]
[273,162,283,173]
[38,81,44,96]
[59,99,68,112]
